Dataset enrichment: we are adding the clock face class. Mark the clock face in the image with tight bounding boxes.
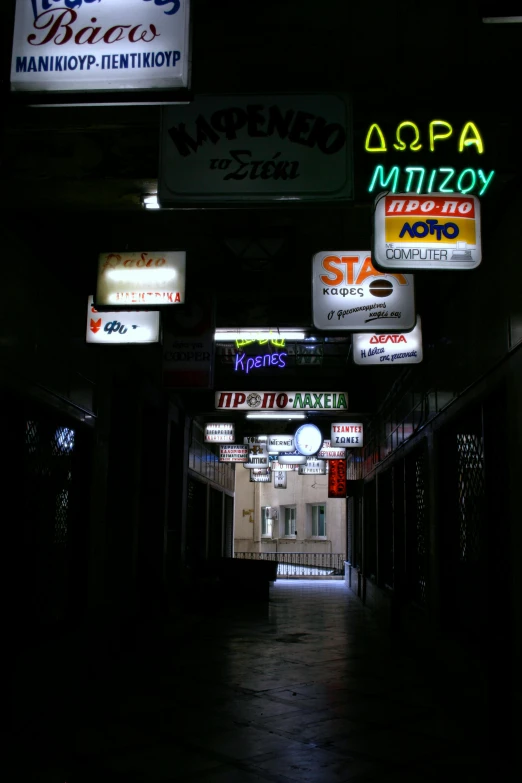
[294,424,323,456]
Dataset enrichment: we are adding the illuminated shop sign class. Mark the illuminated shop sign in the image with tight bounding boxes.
[298,459,326,475]
[243,435,267,445]
[312,252,415,331]
[234,351,287,374]
[373,195,481,271]
[317,439,346,459]
[328,458,347,498]
[215,391,348,410]
[244,444,269,469]
[85,295,160,344]
[219,445,248,463]
[353,317,423,365]
[331,423,363,447]
[267,434,295,453]
[234,332,285,349]
[96,251,186,306]
[365,120,494,196]
[274,470,287,488]
[204,423,235,443]
[159,94,353,203]
[277,452,307,465]
[271,460,298,471]
[250,472,271,482]
[11,0,191,102]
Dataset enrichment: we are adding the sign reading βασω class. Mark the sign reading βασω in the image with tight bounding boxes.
[11,0,191,100]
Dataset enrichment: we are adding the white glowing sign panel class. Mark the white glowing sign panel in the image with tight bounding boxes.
[331,423,363,448]
[312,251,415,331]
[250,472,271,482]
[215,391,348,410]
[219,445,248,463]
[298,459,326,475]
[373,194,481,270]
[353,317,423,365]
[277,452,307,465]
[159,94,352,203]
[271,460,298,471]
[11,0,191,100]
[244,444,269,469]
[96,251,186,306]
[317,439,346,459]
[204,423,235,443]
[85,295,159,344]
[243,435,267,445]
[267,434,295,453]
[273,470,287,488]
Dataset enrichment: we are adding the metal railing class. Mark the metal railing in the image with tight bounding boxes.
[234,551,345,578]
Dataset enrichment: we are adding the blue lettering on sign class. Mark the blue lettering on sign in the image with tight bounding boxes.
[31,0,180,21]
[234,352,288,374]
[142,0,181,14]
[31,1,101,21]
[399,220,459,240]
[104,321,128,335]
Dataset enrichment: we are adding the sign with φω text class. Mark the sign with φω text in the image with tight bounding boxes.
[159,94,353,203]
[96,251,186,306]
[373,194,481,271]
[86,296,160,344]
[353,317,423,365]
[215,391,348,410]
[312,252,416,331]
[11,0,191,102]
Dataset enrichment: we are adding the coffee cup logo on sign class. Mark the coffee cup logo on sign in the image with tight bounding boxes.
[312,251,416,332]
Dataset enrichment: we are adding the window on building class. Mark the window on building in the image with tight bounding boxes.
[311,504,326,537]
[261,506,272,538]
[284,506,296,537]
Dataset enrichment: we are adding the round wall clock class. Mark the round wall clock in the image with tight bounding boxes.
[294,423,323,456]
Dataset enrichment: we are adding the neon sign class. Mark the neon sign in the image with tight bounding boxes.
[235,332,285,349]
[365,120,484,154]
[368,166,493,196]
[365,120,494,196]
[234,351,287,374]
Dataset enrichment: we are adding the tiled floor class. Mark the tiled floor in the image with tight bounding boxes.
[13,581,489,782]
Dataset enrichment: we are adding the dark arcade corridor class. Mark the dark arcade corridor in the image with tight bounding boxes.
[12,581,489,783]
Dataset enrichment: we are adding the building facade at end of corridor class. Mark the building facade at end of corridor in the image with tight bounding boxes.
[234,463,346,560]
